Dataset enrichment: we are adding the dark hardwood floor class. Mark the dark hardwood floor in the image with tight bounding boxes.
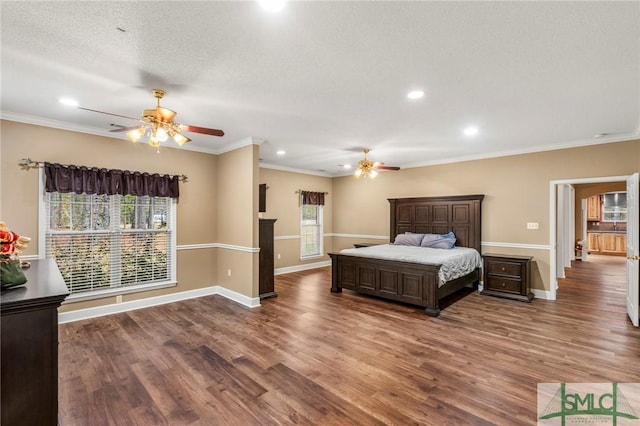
[58,256,638,425]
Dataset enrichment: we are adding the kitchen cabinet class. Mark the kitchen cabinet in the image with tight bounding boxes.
[587,232,601,253]
[587,195,601,221]
[587,232,626,256]
[600,233,627,256]
[615,234,627,254]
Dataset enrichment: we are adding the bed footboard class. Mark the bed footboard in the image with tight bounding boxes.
[329,253,480,317]
[329,253,443,316]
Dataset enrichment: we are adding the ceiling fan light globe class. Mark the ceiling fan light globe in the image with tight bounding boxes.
[354,169,363,178]
[126,128,143,143]
[173,133,189,146]
[369,170,378,178]
[155,127,169,142]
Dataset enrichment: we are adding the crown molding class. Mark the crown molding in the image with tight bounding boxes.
[0,111,258,156]
[402,134,639,170]
[259,162,333,177]
[216,137,264,155]
[4,111,638,175]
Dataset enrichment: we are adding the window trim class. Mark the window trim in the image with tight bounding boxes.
[39,169,178,302]
[299,203,324,260]
[64,280,177,303]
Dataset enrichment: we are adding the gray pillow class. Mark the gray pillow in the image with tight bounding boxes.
[393,233,425,246]
[420,232,456,249]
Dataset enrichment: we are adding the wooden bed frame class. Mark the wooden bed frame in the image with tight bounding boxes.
[329,194,484,317]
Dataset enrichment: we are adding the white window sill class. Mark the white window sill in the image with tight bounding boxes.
[63,281,177,303]
[300,255,323,261]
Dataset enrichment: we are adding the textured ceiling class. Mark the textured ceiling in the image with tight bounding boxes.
[1,1,638,176]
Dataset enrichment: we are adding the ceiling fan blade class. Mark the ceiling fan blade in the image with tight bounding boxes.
[109,125,142,133]
[78,107,138,121]
[376,165,401,171]
[180,124,225,137]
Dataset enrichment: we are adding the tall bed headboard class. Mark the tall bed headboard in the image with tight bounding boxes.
[388,195,484,253]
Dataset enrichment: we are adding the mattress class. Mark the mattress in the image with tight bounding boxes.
[339,244,482,284]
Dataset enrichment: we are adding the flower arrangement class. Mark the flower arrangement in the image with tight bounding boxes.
[0,221,30,288]
[0,222,30,260]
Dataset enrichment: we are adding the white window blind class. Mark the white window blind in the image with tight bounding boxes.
[300,204,323,259]
[45,192,175,296]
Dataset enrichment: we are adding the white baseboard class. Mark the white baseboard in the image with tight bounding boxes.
[275,260,331,275]
[214,286,261,308]
[532,288,554,300]
[58,285,261,324]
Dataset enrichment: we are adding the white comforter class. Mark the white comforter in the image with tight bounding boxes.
[339,244,482,285]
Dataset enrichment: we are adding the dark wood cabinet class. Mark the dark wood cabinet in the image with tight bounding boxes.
[1,259,69,426]
[481,254,533,302]
[259,218,277,299]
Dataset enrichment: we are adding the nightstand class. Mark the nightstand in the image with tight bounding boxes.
[481,254,534,302]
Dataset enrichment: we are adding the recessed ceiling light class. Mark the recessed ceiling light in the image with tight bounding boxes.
[59,97,78,107]
[342,164,352,170]
[594,133,609,138]
[464,126,479,136]
[276,150,286,155]
[407,90,424,100]
[259,0,286,12]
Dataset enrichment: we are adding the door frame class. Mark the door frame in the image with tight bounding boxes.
[581,198,588,263]
[549,175,630,301]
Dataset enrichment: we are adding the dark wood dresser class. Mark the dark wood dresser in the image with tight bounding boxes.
[1,259,69,426]
[259,218,277,299]
[481,254,534,302]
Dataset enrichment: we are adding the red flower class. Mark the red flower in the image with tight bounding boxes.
[0,230,18,244]
[1,242,16,255]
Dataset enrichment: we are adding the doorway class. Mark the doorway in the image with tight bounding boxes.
[550,174,639,326]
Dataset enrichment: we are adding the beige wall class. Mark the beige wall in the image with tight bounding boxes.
[259,168,333,268]
[0,121,252,311]
[215,144,260,297]
[332,139,640,292]
[1,120,219,248]
[2,118,638,308]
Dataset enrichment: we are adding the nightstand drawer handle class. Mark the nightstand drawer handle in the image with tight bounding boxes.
[501,267,506,271]
[502,282,506,287]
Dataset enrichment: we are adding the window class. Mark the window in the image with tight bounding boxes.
[601,192,627,222]
[44,192,175,299]
[300,204,323,259]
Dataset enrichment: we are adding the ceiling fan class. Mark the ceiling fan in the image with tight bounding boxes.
[354,149,400,178]
[79,89,224,150]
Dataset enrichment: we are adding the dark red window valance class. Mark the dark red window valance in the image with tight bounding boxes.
[300,190,325,206]
[44,162,180,198]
